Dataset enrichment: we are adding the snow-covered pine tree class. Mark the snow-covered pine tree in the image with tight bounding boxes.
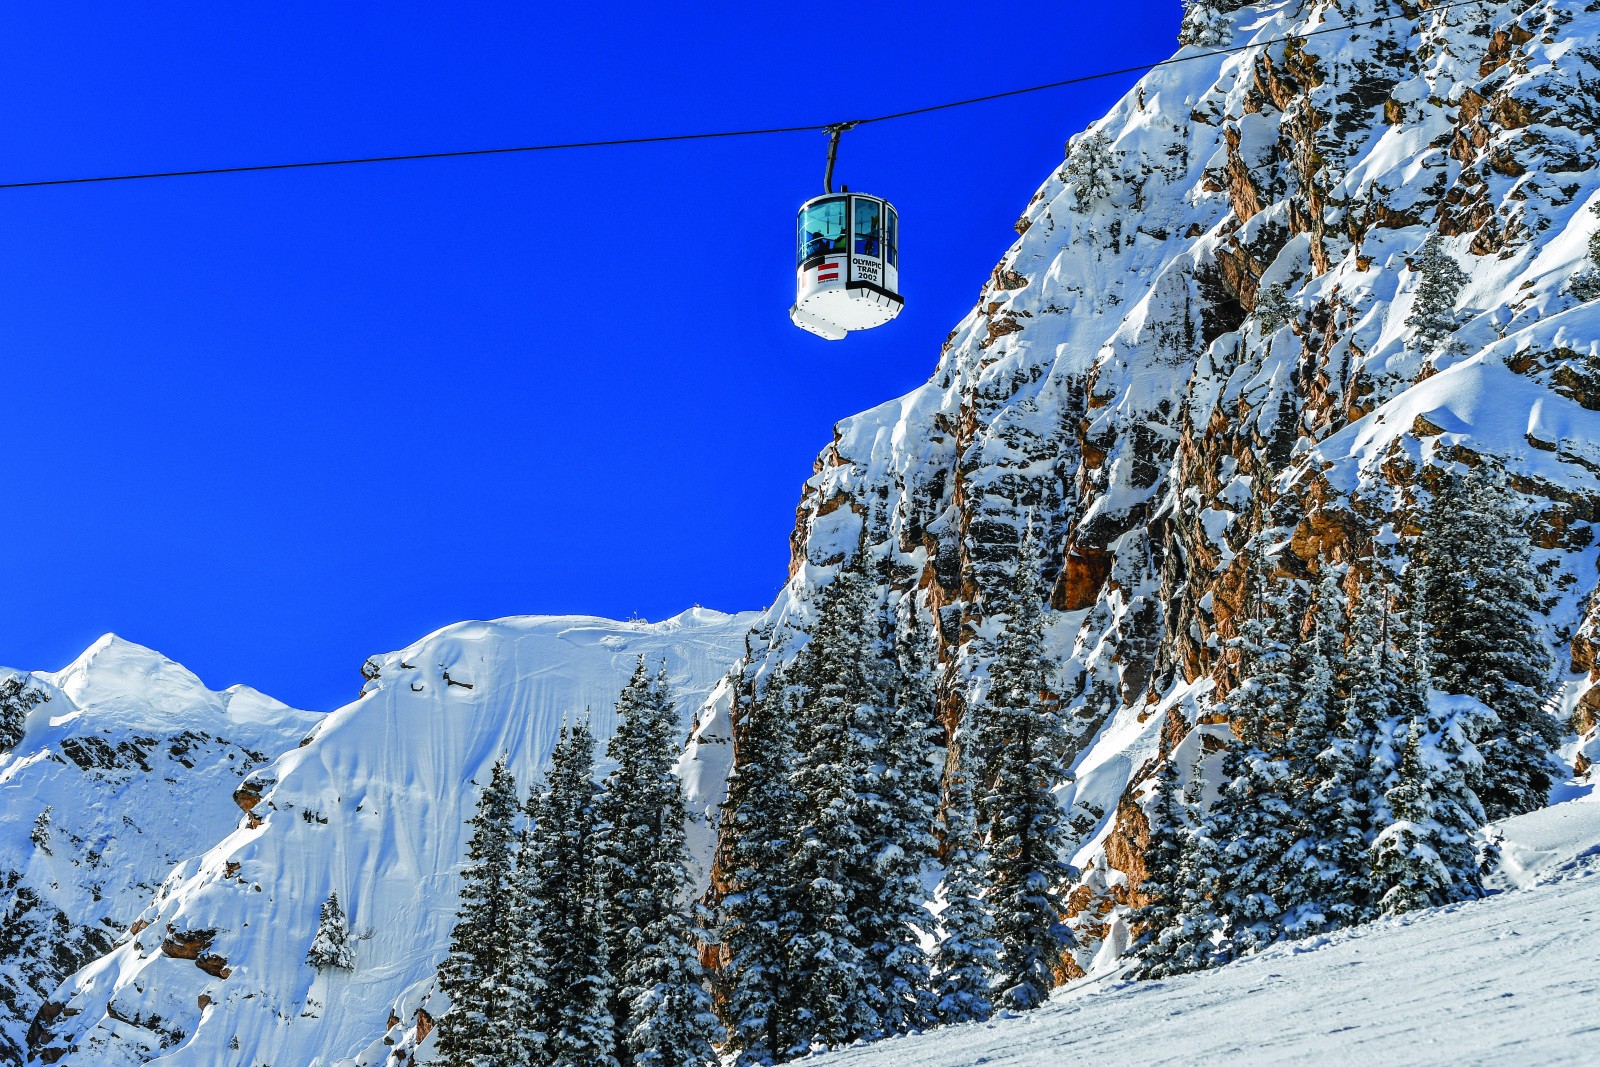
[1139,765,1226,978]
[716,675,804,1066]
[1205,566,1303,958]
[855,593,941,1037]
[1310,571,1391,926]
[1063,129,1118,212]
[1279,572,1356,936]
[30,806,51,853]
[626,904,721,1067]
[979,530,1073,1010]
[598,659,720,1067]
[1129,734,1187,965]
[306,891,355,970]
[1566,206,1600,301]
[1177,0,1230,47]
[784,564,881,1049]
[1404,235,1469,354]
[1344,573,1405,848]
[497,790,550,1067]
[525,721,618,1067]
[1370,578,1486,915]
[1420,464,1558,819]
[435,759,521,1067]
[1369,721,1456,915]
[931,726,1000,1025]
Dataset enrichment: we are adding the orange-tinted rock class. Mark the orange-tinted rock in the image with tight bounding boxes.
[196,954,231,979]
[160,928,216,960]
[1054,545,1113,611]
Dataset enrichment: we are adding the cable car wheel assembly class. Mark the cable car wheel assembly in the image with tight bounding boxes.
[790,123,903,340]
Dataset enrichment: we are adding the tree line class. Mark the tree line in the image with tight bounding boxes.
[431,662,718,1067]
[1135,465,1559,973]
[428,466,1560,1064]
[431,536,1078,1065]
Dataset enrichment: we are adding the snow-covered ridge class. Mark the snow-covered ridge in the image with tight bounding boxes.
[0,636,319,1067]
[23,609,755,1066]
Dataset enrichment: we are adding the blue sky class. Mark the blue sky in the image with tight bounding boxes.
[0,1,1180,710]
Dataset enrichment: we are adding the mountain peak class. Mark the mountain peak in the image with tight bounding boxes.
[38,633,314,731]
[43,633,207,710]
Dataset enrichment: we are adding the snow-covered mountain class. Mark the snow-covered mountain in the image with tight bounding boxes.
[13,0,1600,1061]
[10,610,753,1066]
[0,637,319,1066]
[698,0,1600,977]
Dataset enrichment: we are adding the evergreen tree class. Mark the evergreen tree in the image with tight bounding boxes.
[784,565,881,1049]
[1206,570,1303,959]
[1063,130,1118,211]
[525,722,618,1067]
[30,806,51,854]
[1371,579,1487,915]
[1279,573,1357,936]
[1370,722,1453,914]
[1139,766,1226,977]
[979,531,1073,1010]
[1404,235,1468,354]
[499,790,551,1067]
[1420,465,1558,819]
[1566,209,1600,301]
[1308,574,1386,926]
[931,731,1000,1024]
[626,905,720,1067]
[1345,574,1406,828]
[717,677,804,1066]
[1129,738,1187,963]
[856,594,941,1036]
[435,759,522,1067]
[598,659,720,1067]
[1178,0,1230,47]
[306,891,355,970]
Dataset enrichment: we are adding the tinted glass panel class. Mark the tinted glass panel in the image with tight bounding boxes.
[799,198,848,263]
[853,197,882,257]
[885,206,898,268]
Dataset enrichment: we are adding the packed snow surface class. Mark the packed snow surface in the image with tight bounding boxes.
[814,791,1600,1067]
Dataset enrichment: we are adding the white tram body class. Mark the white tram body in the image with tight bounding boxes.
[790,192,903,340]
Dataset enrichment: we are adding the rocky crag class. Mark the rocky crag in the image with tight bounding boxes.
[685,0,1600,980]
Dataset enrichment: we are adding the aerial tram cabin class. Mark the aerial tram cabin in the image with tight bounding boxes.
[789,125,903,340]
[790,192,903,340]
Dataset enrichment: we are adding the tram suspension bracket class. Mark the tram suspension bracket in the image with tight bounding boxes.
[823,122,859,194]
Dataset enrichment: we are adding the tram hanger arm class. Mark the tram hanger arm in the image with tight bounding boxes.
[823,122,857,195]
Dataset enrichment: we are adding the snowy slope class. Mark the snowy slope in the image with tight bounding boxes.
[0,637,319,1066]
[26,609,754,1067]
[812,789,1600,1066]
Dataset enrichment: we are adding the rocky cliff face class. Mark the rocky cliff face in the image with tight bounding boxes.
[687,0,1600,978]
